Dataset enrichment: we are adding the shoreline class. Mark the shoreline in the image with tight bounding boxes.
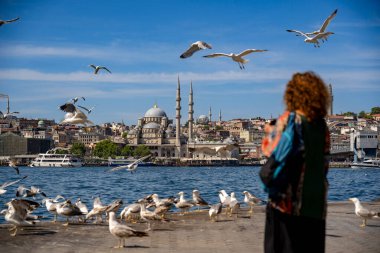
[1,201,379,253]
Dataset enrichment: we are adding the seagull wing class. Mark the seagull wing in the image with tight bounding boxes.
[78,105,90,113]
[203,53,231,58]
[319,9,338,33]
[287,29,308,38]
[180,43,201,59]
[0,176,27,189]
[5,17,20,23]
[100,66,112,73]
[238,49,268,57]
[108,164,131,172]
[199,41,212,49]
[89,64,97,70]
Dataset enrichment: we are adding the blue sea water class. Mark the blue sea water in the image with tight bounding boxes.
[1,166,379,223]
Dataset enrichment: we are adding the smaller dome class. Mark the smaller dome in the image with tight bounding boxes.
[144,104,167,118]
[143,122,161,129]
[38,120,46,128]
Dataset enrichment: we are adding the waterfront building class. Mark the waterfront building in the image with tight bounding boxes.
[0,132,52,157]
[350,129,378,159]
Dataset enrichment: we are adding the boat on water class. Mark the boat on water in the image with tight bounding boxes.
[350,159,380,169]
[29,150,84,168]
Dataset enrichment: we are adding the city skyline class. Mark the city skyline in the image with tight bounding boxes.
[0,0,379,125]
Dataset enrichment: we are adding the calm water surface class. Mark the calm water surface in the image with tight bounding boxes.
[1,166,379,223]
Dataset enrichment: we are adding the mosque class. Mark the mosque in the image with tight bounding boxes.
[126,77,239,164]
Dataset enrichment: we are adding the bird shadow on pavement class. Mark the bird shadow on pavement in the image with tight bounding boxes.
[366,224,380,228]
[18,228,57,236]
[326,234,342,238]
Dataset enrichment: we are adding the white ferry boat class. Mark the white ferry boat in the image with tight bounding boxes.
[30,150,84,167]
[350,159,380,169]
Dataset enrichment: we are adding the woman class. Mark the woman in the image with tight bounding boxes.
[260,72,331,253]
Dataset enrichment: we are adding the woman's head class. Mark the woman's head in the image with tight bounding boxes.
[284,71,330,121]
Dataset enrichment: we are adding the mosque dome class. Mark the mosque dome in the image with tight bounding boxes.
[144,104,167,118]
[197,115,209,124]
[143,122,161,129]
[37,120,46,128]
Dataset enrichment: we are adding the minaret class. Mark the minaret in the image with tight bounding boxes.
[209,106,212,123]
[176,76,181,157]
[219,109,222,122]
[329,84,333,115]
[188,81,194,142]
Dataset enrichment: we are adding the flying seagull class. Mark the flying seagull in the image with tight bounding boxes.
[89,64,112,74]
[59,102,93,125]
[0,111,19,119]
[1,199,40,236]
[16,185,47,198]
[8,159,20,174]
[0,17,20,26]
[108,211,148,248]
[78,105,95,114]
[203,49,268,69]
[180,41,212,59]
[286,30,334,47]
[109,155,151,174]
[349,197,379,227]
[304,9,338,36]
[0,176,28,195]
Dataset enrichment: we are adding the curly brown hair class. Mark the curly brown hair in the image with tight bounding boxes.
[284,72,330,121]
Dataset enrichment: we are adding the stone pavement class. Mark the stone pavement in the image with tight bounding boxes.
[0,201,379,253]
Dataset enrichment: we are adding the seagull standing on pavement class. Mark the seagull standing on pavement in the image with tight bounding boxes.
[242,191,262,217]
[203,49,268,69]
[192,189,209,211]
[108,211,148,248]
[180,41,212,59]
[349,197,379,227]
[89,64,112,74]
[208,203,222,222]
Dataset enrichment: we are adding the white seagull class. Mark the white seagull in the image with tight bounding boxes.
[208,203,222,222]
[0,111,19,119]
[229,192,240,218]
[59,102,93,126]
[42,195,66,222]
[0,17,20,26]
[304,9,338,36]
[138,200,164,231]
[180,41,212,59]
[0,176,28,195]
[108,211,148,248]
[192,189,209,211]
[349,197,379,227]
[1,199,40,236]
[242,191,262,217]
[203,49,268,69]
[175,191,194,215]
[218,190,231,215]
[89,64,112,74]
[85,196,109,223]
[56,199,84,226]
[8,159,20,174]
[286,30,334,47]
[16,185,47,198]
[120,203,141,222]
[109,155,151,174]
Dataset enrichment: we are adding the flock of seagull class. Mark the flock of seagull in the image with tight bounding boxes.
[0,182,267,248]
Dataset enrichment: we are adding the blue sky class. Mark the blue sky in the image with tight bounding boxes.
[0,0,379,125]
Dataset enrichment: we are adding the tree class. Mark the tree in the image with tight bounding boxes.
[122,132,128,139]
[55,149,69,154]
[341,111,356,117]
[121,145,133,157]
[215,125,223,131]
[93,139,120,159]
[70,143,86,157]
[370,107,380,115]
[133,145,151,157]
